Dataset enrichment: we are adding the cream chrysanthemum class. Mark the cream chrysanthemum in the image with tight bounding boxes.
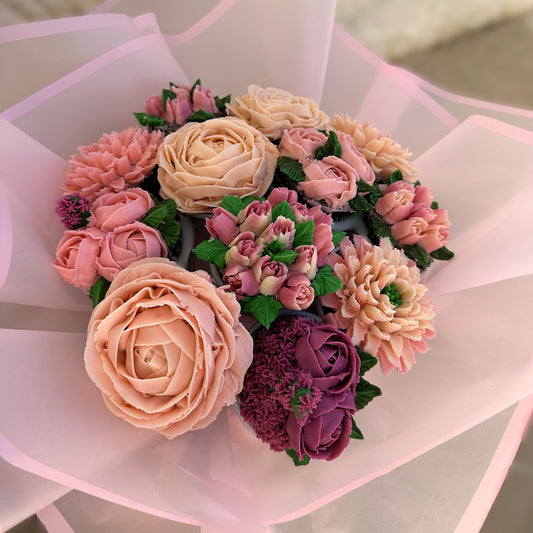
[330,114,418,183]
[321,235,435,375]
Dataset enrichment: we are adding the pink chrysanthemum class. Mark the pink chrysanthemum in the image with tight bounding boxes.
[321,235,435,375]
[64,127,163,201]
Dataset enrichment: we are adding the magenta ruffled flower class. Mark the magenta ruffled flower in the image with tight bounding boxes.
[56,193,92,229]
[64,127,163,201]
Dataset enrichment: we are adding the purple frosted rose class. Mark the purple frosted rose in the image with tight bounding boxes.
[286,324,360,460]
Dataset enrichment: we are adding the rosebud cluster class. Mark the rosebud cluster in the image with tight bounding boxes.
[375,180,451,253]
[205,188,335,311]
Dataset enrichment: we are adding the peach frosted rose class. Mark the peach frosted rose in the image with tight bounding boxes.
[157,117,277,214]
[227,85,329,140]
[84,258,253,438]
[321,236,435,375]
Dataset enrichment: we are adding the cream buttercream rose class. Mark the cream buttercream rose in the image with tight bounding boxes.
[84,258,253,438]
[227,85,330,140]
[157,116,278,214]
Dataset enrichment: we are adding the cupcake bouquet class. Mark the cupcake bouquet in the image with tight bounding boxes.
[53,80,453,465]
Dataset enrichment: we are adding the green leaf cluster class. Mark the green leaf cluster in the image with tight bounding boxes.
[142,198,181,247]
[241,294,283,329]
[192,238,229,269]
[402,244,430,269]
[285,448,310,466]
[311,265,343,296]
[315,130,342,160]
[133,112,167,129]
[220,195,259,216]
[355,378,382,411]
[89,277,111,308]
[278,156,306,182]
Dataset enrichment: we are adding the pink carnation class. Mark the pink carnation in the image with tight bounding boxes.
[64,127,163,201]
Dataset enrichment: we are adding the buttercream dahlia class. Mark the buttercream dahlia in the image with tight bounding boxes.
[321,235,435,375]
[330,114,418,183]
[64,127,163,201]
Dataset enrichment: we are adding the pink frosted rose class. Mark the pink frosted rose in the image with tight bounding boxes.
[277,274,315,310]
[418,209,450,253]
[279,128,327,166]
[224,231,264,267]
[375,181,415,225]
[251,256,288,296]
[84,258,253,438]
[391,217,429,246]
[97,221,167,280]
[289,245,318,279]
[89,188,154,231]
[238,200,272,236]
[206,207,239,245]
[267,187,298,207]
[54,227,105,290]
[413,185,434,206]
[222,264,260,299]
[301,156,358,209]
[192,85,218,114]
[258,217,295,249]
[336,131,375,185]
[313,222,334,267]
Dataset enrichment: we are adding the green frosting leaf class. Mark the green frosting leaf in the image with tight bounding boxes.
[266,240,284,255]
[188,78,201,101]
[431,201,439,210]
[370,215,394,243]
[315,130,342,160]
[430,246,455,261]
[355,180,374,194]
[332,230,346,247]
[241,294,283,329]
[161,88,176,110]
[272,201,295,222]
[278,156,306,182]
[89,277,111,309]
[388,170,404,185]
[142,206,167,229]
[349,195,374,214]
[311,265,343,296]
[403,244,430,269]
[290,388,312,418]
[285,449,310,466]
[350,418,364,440]
[220,196,244,217]
[133,112,167,129]
[355,378,382,411]
[271,249,299,266]
[381,284,403,307]
[413,180,421,187]
[215,94,231,112]
[186,110,214,123]
[292,220,315,248]
[192,239,229,269]
[160,219,181,247]
[356,346,378,376]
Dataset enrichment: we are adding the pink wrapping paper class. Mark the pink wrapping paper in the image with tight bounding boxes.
[1,0,532,528]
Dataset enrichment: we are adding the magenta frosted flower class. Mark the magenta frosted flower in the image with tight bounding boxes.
[240,315,361,462]
[55,193,92,229]
[64,127,163,201]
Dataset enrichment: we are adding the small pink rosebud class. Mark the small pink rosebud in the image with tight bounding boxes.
[206,207,239,245]
[252,256,288,296]
[224,231,264,267]
[145,95,165,118]
[223,264,260,298]
[409,202,435,223]
[192,85,218,114]
[290,245,318,279]
[413,185,433,206]
[391,217,429,246]
[238,200,273,236]
[418,209,451,253]
[258,216,295,249]
[290,201,311,223]
[313,223,334,267]
[277,273,315,310]
[267,187,298,207]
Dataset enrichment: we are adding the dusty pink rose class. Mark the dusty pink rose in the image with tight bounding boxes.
[238,200,272,235]
[258,217,295,249]
[252,256,288,296]
[375,181,415,225]
[97,221,167,281]
[89,188,154,231]
[192,85,218,114]
[277,274,315,310]
[84,258,253,438]
[279,128,327,166]
[267,187,298,206]
[290,245,318,279]
[222,264,260,298]
[313,222,334,267]
[54,227,105,290]
[418,209,451,253]
[206,207,239,245]
[64,127,163,201]
[336,131,375,185]
[391,217,429,246]
[302,156,358,209]
[225,231,264,267]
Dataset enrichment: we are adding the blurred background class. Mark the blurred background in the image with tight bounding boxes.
[2,1,532,532]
